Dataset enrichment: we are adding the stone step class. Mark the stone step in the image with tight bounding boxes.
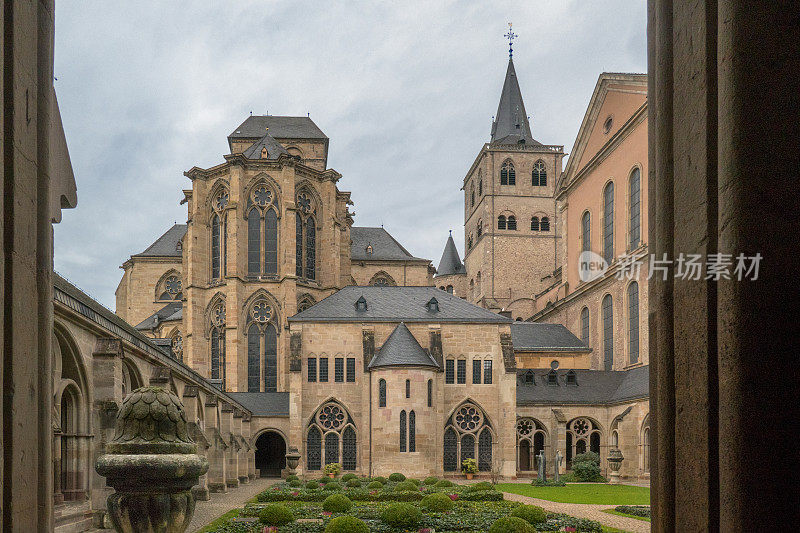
[54,513,94,533]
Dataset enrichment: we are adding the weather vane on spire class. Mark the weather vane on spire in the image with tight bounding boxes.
[504,22,518,59]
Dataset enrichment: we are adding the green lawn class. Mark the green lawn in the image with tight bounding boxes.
[496,483,650,505]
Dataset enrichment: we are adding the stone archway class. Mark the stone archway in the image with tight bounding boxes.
[255,431,286,477]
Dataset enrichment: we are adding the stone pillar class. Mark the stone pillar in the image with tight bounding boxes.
[551,409,567,474]
[183,386,210,501]
[288,360,304,476]
[220,402,239,489]
[233,409,249,484]
[242,413,256,479]
[648,1,799,530]
[204,396,227,493]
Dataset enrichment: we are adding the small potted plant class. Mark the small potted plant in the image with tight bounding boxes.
[323,462,341,479]
[461,458,478,480]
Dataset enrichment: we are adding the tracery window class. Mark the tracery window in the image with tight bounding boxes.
[444,402,493,472]
[628,282,640,364]
[566,417,603,468]
[516,417,547,472]
[209,301,226,388]
[245,297,278,392]
[629,168,641,249]
[500,160,515,185]
[295,190,317,281]
[159,274,182,301]
[603,294,614,370]
[603,182,615,263]
[532,160,547,186]
[210,187,229,280]
[246,183,279,277]
[306,401,357,470]
[478,428,492,471]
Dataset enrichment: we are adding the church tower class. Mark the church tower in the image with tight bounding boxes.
[462,32,564,319]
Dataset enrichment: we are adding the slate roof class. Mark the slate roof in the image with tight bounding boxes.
[368,322,440,369]
[133,224,187,258]
[134,302,182,331]
[350,227,426,262]
[510,323,590,352]
[435,233,466,276]
[289,286,512,324]
[228,116,327,145]
[491,59,542,146]
[227,392,290,416]
[242,132,289,160]
[516,365,649,405]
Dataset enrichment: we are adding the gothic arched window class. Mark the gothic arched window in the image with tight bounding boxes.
[409,411,416,452]
[500,160,515,185]
[507,215,517,230]
[629,168,641,249]
[210,187,229,280]
[444,402,493,472]
[427,379,433,407]
[209,302,226,388]
[378,379,386,407]
[477,220,483,237]
[470,183,475,207]
[498,215,507,230]
[159,274,182,301]
[400,410,407,452]
[307,401,356,470]
[342,426,357,471]
[603,182,615,263]
[581,306,590,346]
[628,281,640,364]
[246,298,279,392]
[531,216,540,231]
[307,426,322,471]
[295,190,317,281]
[246,183,279,277]
[478,427,492,471]
[532,160,547,186]
[567,417,603,468]
[603,294,614,370]
[478,178,483,196]
[582,211,591,253]
[444,427,458,471]
[541,217,550,232]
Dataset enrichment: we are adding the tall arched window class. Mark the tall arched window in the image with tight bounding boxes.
[516,418,547,472]
[307,401,356,470]
[603,182,615,263]
[246,183,279,276]
[629,168,641,249]
[342,426,357,471]
[581,307,590,346]
[405,379,410,398]
[444,402,493,472]
[409,411,416,452]
[470,183,475,207]
[602,294,613,370]
[209,302,226,387]
[307,426,322,470]
[210,187,228,280]
[567,417,603,468]
[582,211,591,253]
[443,427,458,471]
[400,410,407,452]
[541,217,550,231]
[532,160,547,186]
[628,282,640,364]
[477,220,483,237]
[245,298,278,392]
[531,216,540,231]
[478,427,493,471]
[507,215,517,230]
[498,215,507,230]
[325,433,339,464]
[211,214,221,279]
[427,379,433,407]
[500,160,515,185]
[478,178,483,196]
[295,189,317,281]
[378,379,386,407]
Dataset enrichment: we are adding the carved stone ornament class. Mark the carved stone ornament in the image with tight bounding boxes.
[96,387,209,533]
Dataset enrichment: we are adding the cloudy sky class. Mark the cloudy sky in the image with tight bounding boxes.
[53,1,646,309]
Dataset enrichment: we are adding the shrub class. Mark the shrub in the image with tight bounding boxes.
[322,493,353,513]
[614,505,651,518]
[458,490,504,501]
[346,478,361,488]
[488,516,534,533]
[423,476,438,485]
[289,479,303,488]
[341,473,358,482]
[435,479,454,488]
[324,515,370,533]
[286,474,299,482]
[573,460,603,482]
[376,491,423,502]
[380,503,422,528]
[465,481,494,492]
[258,504,294,526]
[394,481,417,492]
[388,472,406,482]
[324,462,342,476]
[420,492,454,512]
[367,480,383,490]
[407,478,421,485]
[573,451,600,466]
[305,481,320,490]
[461,458,478,474]
[318,477,331,484]
[372,476,387,484]
[511,504,548,525]
[324,481,341,491]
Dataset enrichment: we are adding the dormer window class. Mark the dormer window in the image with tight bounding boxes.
[547,369,559,386]
[426,297,439,313]
[365,244,373,256]
[524,370,534,385]
[261,146,268,158]
[355,296,368,312]
[566,370,578,385]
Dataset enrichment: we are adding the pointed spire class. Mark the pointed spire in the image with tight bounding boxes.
[490,32,540,146]
[436,233,466,276]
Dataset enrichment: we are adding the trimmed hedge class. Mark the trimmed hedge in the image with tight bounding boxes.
[423,476,439,485]
[367,481,383,490]
[289,479,303,488]
[488,516,534,533]
[322,494,353,513]
[511,504,548,525]
[465,481,494,492]
[324,516,370,533]
[323,481,341,491]
[375,490,423,502]
[258,504,294,526]
[421,492,455,512]
[380,502,422,528]
[435,479,454,488]
[285,475,299,482]
[459,490,504,502]
[345,478,361,488]
[388,472,406,482]
[615,505,651,518]
[407,478,421,485]
[394,480,417,492]
[341,473,358,482]
[305,481,320,490]
[318,476,331,484]
[372,476,387,484]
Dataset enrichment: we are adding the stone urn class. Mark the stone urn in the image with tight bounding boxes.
[285,446,301,476]
[96,387,209,533]
[607,448,624,484]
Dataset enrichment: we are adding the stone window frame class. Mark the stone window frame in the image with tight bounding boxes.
[566,416,604,469]
[208,182,230,282]
[628,165,642,250]
[155,269,183,302]
[305,400,357,471]
[500,159,516,186]
[515,417,548,473]
[295,184,321,283]
[245,180,281,278]
[443,401,494,472]
[532,159,547,187]
[242,291,281,393]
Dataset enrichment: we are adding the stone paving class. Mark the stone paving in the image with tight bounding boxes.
[187,477,276,532]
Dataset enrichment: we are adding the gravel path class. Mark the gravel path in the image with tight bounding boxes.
[501,491,650,533]
[187,477,276,532]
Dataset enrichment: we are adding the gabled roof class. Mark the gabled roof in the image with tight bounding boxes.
[242,132,289,160]
[368,322,439,369]
[516,365,649,405]
[435,233,466,276]
[133,224,187,258]
[227,392,290,416]
[350,227,426,262]
[511,322,591,352]
[289,286,511,324]
[228,115,327,149]
[490,59,541,146]
[135,302,182,330]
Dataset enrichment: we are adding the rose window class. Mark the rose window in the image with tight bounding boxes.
[296,193,312,214]
[573,418,590,436]
[171,334,183,354]
[317,404,345,430]
[212,304,226,326]
[516,419,533,437]
[214,190,229,211]
[251,301,272,323]
[253,185,272,207]
[165,275,181,295]
[455,405,482,432]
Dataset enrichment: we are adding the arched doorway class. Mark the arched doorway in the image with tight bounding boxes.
[255,431,286,477]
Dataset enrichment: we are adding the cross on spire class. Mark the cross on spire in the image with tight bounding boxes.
[504,22,518,59]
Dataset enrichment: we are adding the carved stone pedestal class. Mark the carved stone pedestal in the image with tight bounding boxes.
[607,448,624,485]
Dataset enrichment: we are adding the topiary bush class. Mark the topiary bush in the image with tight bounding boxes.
[324,481,341,491]
[435,479,454,488]
[380,503,422,528]
[341,473,358,482]
[322,493,353,513]
[258,504,295,526]
[289,479,303,488]
[407,478,421,485]
[324,515,370,533]
[488,516,534,533]
[367,480,383,490]
[420,492,454,512]
[423,476,438,485]
[388,472,406,482]
[305,481,320,490]
[286,474,299,482]
[346,478,361,488]
[510,504,548,525]
[318,476,331,484]
[394,480,417,492]
[465,481,494,492]
[372,476,387,484]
